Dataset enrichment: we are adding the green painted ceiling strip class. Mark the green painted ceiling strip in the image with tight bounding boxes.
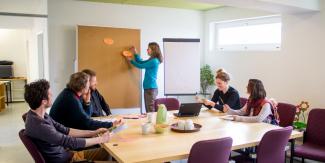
[82,0,222,11]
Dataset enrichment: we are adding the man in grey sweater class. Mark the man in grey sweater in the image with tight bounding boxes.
[24,79,111,162]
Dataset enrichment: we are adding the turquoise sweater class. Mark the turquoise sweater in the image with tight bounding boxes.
[130,54,159,89]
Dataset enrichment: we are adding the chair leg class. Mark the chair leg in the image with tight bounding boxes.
[301,157,304,163]
[290,139,295,163]
[252,146,257,163]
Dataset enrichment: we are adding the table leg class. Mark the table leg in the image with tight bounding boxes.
[5,83,9,105]
[8,81,12,103]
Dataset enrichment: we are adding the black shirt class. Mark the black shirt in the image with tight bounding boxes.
[205,86,241,111]
[91,89,111,117]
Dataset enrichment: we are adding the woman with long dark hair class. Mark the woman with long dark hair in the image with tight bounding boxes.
[124,42,163,113]
[223,79,278,124]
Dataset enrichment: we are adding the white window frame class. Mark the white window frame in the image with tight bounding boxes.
[210,15,282,52]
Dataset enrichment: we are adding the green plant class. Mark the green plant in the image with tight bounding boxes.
[200,65,214,95]
[293,101,309,130]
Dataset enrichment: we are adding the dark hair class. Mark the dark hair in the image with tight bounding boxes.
[82,69,96,77]
[148,42,163,63]
[67,72,89,92]
[216,68,230,82]
[24,79,50,110]
[247,79,266,100]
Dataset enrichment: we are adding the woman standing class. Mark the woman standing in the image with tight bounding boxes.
[125,42,163,113]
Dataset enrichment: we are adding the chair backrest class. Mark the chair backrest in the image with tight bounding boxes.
[154,98,180,111]
[277,102,296,127]
[257,126,293,163]
[22,112,27,122]
[19,129,46,163]
[240,97,248,107]
[188,137,233,163]
[305,108,325,146]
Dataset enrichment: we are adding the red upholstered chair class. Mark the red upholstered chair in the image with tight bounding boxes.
[240,97,248,107]
[19,129,46,163]
[257,126,293,163]
[292,108,325,162]
[277,102,296,127]
[233,127,293,163]
[154,98,180,111]
[188,137,233,163]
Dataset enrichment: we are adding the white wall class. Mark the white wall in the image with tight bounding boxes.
[48,0,203,108]
[0,15,48,82]
[203,3,325,108]
[0,28,28,77]
[0,15,33,29]
[0,0,47,15]
[27,17,49,81]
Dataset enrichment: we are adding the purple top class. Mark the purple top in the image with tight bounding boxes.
[25,110,86,163]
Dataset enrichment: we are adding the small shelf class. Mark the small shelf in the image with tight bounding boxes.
[0,77,27,103]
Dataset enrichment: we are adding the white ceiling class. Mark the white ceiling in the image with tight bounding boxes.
[190,0,321,13]
[0,0,320,16]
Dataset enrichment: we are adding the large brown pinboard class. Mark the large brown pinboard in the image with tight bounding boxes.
[77,25,141,109]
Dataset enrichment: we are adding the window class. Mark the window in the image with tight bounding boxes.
[211,15,281,51]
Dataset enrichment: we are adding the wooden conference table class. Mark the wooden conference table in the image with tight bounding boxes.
[99,109,303,163]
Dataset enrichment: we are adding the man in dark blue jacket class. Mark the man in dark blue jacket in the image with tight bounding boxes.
[82,69,112,117]
[50,72,119,130]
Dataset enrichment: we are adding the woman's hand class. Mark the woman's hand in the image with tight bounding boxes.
[126,56,132,61]
[203,99,215,107]
[129,46,137,55]
[232,115,238,121]
[223,104,230,112]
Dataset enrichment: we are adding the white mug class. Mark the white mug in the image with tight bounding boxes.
[177,120,185,130]
[147,113,154,123]
[185,119,194,130]
[141,123,151,135]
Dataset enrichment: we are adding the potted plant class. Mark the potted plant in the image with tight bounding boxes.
[200,65,214,96]
[293,101,309,130]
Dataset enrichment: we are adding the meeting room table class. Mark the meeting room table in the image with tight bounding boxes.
[96,108,303,163]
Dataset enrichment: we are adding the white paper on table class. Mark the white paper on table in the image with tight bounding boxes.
[111,124,128,134]
[219,115,234,121]
[96,118,116,123]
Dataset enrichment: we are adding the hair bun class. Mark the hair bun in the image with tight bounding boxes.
[216,68,226,74]
[216,68,230,82]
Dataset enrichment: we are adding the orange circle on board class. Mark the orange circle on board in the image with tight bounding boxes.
[122,50,132,57]
[103,38,114,45]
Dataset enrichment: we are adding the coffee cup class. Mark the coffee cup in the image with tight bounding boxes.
[147,113,154,123]
[177,120,185,130]
[141,123,151,135]
[185,119,194,130]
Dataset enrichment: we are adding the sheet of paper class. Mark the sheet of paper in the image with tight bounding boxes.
[122,114,146,119]
[111,124,128,134]
[97,118,116,123]
[219,115,234,121]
